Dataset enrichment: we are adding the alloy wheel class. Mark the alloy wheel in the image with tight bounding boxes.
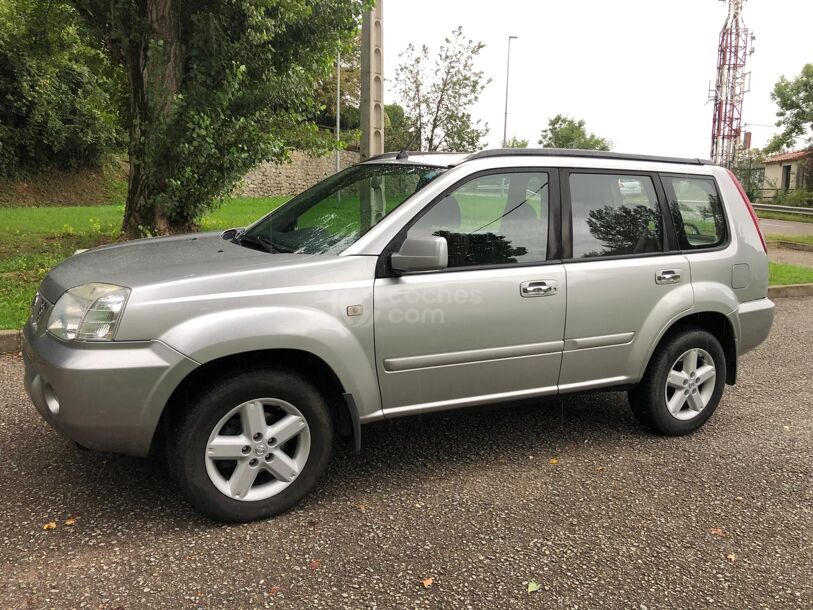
[664,348,717,421]
[204,398,311,501]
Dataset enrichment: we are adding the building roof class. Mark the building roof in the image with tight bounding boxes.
[764,149,813,164]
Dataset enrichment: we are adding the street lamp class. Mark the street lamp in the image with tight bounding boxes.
[502,35,518,148]
[335,50,341,173]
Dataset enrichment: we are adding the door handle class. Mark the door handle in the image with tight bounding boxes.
[655,269,681,285]
[520,280,558,297]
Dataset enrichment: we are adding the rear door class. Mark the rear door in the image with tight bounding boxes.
[558,169,693,391]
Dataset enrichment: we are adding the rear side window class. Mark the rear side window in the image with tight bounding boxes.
[569,173,663,258]
[662,176,726,249]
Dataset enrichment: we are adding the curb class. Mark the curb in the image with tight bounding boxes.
[767,240,813,253]
[0,329,21,355]
[768,283,813,299]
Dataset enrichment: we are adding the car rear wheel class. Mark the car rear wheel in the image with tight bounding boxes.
[628,328,726,435]
[168,367,333,522]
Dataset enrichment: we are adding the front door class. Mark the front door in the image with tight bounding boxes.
[373,169,567,414]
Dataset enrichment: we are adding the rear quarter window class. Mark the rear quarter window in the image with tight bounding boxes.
[662,176,727,250]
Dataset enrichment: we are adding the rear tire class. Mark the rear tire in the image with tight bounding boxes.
[168,367,333,522]
[628,328,726,436]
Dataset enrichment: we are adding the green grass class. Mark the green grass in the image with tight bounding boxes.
[757,210,813,224]
[765,234,813,246]
[4,196,813,330]
[0,196,288,330]
[769,261,813,285]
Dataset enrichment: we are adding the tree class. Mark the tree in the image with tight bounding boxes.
[0,0,123,177]
[384,103,414,152]
[764,64,813,153]
[538,115,611,151]
[68,0,368,236]
[505,135,528,148]
[394,26,490,152]
[315,34,361,136]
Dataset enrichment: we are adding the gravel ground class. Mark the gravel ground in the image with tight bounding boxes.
[1,299,811,610]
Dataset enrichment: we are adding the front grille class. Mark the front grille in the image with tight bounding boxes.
[30,293,52,331]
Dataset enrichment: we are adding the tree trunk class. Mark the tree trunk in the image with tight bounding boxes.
[121,0,184,238]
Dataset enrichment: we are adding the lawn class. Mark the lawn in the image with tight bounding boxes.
[757,210,813,224]
[0,197,288,330]
[765,233,813,246]
[3,200,813,331]
[768,261,813,286]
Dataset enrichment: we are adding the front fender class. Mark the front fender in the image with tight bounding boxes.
[159,305,382,419]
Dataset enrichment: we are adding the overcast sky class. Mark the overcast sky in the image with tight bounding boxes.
[381,0,811,158]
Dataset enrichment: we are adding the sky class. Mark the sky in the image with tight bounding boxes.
[381,0,812,158]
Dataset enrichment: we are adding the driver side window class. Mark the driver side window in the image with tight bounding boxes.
[407,172,550,268]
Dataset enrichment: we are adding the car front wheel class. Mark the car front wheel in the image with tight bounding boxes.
[628,328,727,436]
[168,367,333,522]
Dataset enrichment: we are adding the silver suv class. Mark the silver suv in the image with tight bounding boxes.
[23,149,774,522]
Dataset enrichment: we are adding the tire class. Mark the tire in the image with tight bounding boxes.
[628,328,727,436]
[168,367,333,522]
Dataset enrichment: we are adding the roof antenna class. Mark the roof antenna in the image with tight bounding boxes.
[396,129,421,160]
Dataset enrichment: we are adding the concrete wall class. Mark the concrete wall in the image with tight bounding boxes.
[234,150,361,198]
[763,159,811,197]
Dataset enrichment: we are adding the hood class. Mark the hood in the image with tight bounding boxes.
[40,232,315,302]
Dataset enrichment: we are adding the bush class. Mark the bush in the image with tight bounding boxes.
[0,0,124,178]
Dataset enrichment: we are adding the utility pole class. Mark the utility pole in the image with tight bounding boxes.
[360,1,384,160]
[502,35,517,148]
[359,1,384,232]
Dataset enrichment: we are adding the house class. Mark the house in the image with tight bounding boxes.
[762,149,813,199]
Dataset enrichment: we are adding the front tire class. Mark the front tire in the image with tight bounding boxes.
[168,367,333,522]
[628,328,726,436]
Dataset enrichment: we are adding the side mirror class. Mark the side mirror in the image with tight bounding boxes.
[390,236,448,273]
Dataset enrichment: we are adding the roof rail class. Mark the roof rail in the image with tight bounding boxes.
[362,151,461,163]
[464,148,710,166]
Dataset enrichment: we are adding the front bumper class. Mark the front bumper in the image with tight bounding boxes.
[23,323,198,457]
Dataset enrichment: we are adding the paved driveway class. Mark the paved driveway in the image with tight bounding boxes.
[760,217,813,236]
[1,299,811,609]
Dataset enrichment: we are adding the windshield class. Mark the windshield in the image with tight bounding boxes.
[241,163,447,255]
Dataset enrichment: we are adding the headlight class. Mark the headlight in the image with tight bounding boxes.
[47,283,130,341]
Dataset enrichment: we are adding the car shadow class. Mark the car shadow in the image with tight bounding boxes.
[56,391,644,526]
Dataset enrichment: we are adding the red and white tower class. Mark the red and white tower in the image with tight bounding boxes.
[709,0,754,167]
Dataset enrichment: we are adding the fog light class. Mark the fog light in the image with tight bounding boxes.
[43,382,60,415]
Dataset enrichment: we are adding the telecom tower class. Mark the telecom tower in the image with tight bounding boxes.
[709,0,754,167]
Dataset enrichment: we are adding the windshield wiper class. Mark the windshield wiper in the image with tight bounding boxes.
[237,233,277,253]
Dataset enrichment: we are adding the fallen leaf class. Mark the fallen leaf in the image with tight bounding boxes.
[527,580,541,593]
[549,458,559,465]
[64,518,76,527]
[421,578,433,589]
[42,522,56,530]
[309,560,320,571]
[354,502,368,512]
[710,527,725,538]
[726,553,736,562]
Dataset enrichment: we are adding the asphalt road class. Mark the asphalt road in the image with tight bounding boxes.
[1,299,811,610]
[760,217,813,236]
